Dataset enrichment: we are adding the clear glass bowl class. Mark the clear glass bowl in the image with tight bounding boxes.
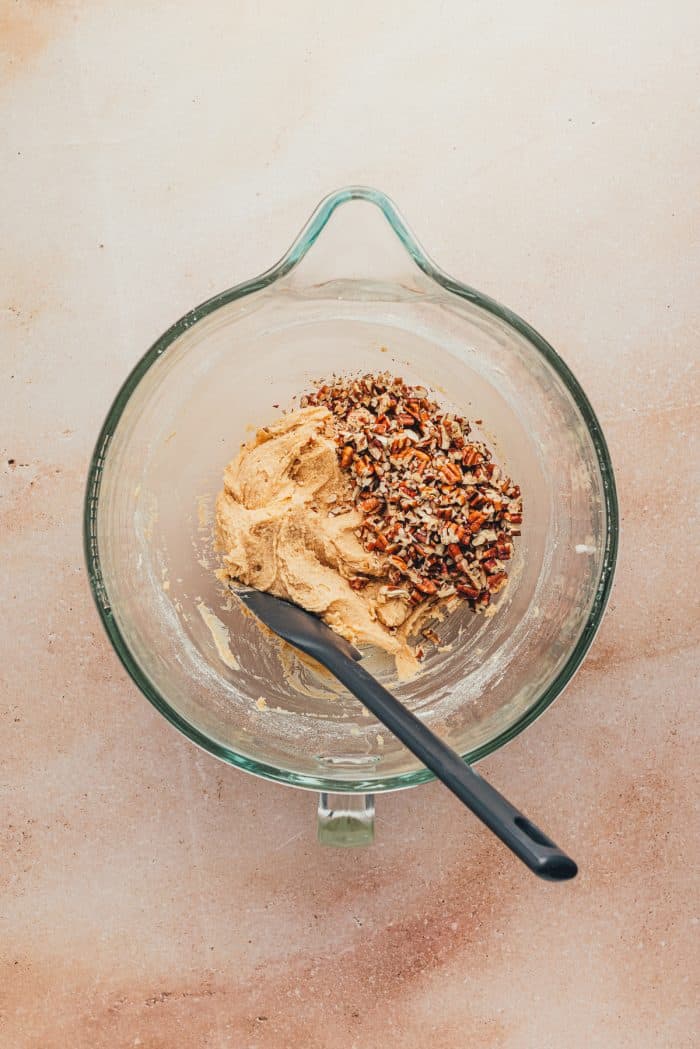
[84,187,618,844]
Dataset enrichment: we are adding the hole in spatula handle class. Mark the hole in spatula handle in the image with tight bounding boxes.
[514,815,555,847]
[514,816,578,880]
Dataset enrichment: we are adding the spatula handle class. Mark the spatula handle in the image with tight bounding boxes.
[322,648,577,881]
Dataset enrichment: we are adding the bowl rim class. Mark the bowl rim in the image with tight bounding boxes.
[83,186,619,793]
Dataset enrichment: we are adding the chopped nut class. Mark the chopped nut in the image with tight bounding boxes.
[415,578,438,595]
[360,496,382,513]
[456,583,480,599]
[389,554,408,572]
[486,572,508,592]
[302,371,523,618]
[379,585,409,598]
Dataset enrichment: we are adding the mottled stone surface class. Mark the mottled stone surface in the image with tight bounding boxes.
[2,2,698,1046]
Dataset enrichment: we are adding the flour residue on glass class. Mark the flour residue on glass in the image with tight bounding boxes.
[196,600,239,670]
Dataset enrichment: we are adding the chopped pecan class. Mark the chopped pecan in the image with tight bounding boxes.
[303,371,522,617]
[415,578,438,595]
[486,572,508,592]
[389,554,408,572]
[360,496,382,513]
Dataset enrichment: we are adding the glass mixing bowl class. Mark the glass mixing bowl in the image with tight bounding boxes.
[84,187,618,845]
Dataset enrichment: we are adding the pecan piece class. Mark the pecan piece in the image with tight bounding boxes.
[415,578,438,595]
[388,554,408,572]
[360,496,382,513]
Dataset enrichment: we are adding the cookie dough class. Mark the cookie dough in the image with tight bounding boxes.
[215,406,426,676]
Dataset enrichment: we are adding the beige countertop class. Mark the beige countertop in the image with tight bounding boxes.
[2,3,698,1047]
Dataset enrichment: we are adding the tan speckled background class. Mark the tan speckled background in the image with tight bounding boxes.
[2,3,698,1047]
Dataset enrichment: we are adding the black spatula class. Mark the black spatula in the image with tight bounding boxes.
[234,586,577,881]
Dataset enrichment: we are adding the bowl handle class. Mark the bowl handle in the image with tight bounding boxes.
[279,186,436,291]
[317,792,375,847]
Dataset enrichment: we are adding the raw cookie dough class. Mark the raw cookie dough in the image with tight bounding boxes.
[215,406,428,676]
